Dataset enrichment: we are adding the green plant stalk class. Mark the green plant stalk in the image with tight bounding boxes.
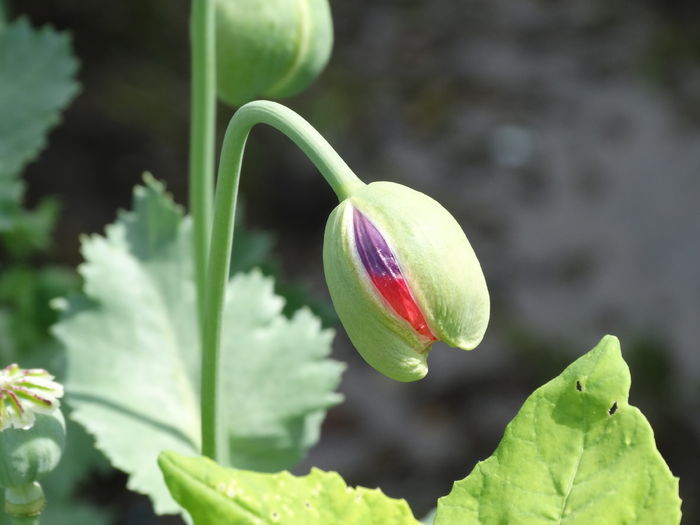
[8,517,38,525]
[189,0,217,343]
[4,483,44,525]
[201,100,364,460]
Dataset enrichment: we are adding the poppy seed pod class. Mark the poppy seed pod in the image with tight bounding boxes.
[0,365,65,489]
[323,182,490,382]
[215,0,333,106]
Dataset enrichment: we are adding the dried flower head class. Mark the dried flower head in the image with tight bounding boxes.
[0,364,64,431]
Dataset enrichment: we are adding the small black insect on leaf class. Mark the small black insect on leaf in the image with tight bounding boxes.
[608,401,618,415]
[576,381,582,392]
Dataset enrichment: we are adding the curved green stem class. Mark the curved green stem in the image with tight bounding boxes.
[201,100,364,460]
[189,0,217,342]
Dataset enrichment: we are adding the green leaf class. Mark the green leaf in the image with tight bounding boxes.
[52,175,344,515]
[158,450,420,525]
[1,197,60,256]
[0,17,79,228]
[230,208,274,275]
[436,335,682,525]
[230,209,337,327]
[0,265,77,360]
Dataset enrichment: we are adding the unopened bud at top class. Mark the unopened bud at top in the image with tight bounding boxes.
[323,182,490,382]
[215,0,333,106]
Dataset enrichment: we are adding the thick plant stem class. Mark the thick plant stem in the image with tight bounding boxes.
[9,517,39,525]
[4,483,44,525]
[189,0,217,344]
[201,100,364,460]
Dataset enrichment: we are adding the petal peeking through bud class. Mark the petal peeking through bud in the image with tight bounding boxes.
[323,181,490,382]
[352,208,436,341]
[0,364,64,431]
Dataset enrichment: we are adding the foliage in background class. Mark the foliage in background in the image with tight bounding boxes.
[0,14,112,525]
[52,176,344,515]
[231,208,338,327]
[0,18,78,232]
[0,16,80,369]
[1,10,339,521]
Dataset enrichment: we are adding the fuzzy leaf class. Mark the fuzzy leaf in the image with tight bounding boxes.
[52,176,343,514]
[0,18,79,228]
[436,335,681,525]
[158,450,420,525]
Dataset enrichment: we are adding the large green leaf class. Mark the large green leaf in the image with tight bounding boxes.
[158,450,420,525]
[52,175,344,514]
[436,335,681,524]
[0,18,79,228]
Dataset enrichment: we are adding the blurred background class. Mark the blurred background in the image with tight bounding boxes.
[8,0,700,522]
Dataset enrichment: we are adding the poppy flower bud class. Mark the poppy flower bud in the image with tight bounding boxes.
[323,182,490,382]
[215,0,333,106]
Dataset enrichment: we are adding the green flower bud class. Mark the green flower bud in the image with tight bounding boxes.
[323,182,490,382]
[0,365,66,488]
[215,0,333,106]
